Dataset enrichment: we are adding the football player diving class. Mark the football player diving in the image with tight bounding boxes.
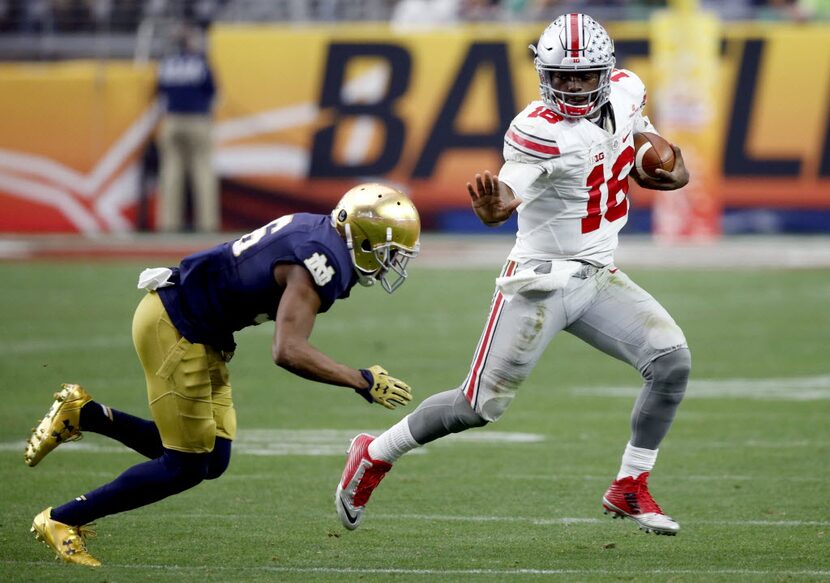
[24,183,420,566]
[336,14,691,536]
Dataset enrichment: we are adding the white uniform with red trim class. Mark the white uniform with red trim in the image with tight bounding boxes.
[460,71,687,422]
[500,69,656,267]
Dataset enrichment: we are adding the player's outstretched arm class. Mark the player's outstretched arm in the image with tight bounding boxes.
[631,144,690,191]
[467,171,522,226]
[272,264,412,408]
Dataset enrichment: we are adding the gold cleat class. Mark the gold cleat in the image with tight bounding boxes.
[31,507,101,567]
[24,384,92,467]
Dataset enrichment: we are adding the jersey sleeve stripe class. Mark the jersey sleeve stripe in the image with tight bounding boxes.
[513,125,559,144]
[505,128,561,157]
[504,141,548,161]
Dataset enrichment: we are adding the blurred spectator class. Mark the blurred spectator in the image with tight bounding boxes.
[2,0,826,32]
[51,0,87,32]
[460,0,502,20]
[191,0,219,28]
[797,0,830,18]
[752,0,802,19]
[19,0,54,34]
[391,0,461,27]
[155,23,219,233]
[0,0,11,31]
[87,0,112,29]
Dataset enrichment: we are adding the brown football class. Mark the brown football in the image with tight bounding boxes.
[633,132,675,180]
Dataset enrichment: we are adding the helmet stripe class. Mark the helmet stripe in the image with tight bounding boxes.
[569,13,581,58]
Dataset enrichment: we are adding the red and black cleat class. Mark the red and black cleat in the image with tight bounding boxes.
[602,472,679,535]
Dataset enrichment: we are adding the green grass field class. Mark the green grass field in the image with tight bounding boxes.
[1,258,828,582]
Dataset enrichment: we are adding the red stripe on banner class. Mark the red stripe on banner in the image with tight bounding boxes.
[506,128,560,155]
[464,261,517,403]
[569,13,580,58]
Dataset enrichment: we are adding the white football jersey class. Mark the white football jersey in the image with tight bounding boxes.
[498,69,657,266]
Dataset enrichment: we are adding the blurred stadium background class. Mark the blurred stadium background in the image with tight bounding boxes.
[1,2,829,581]
[0,0,828,241]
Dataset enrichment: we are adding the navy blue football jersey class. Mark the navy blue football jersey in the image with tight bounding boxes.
[157,213,357,352]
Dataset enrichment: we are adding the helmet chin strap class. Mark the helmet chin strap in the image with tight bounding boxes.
[344,223,372,285]
[357,274,376,287]
[343,223,354,250]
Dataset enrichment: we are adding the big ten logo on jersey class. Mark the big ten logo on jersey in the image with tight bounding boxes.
[303,253,335,286]
[582,145,635,234]
[232,215,294,256]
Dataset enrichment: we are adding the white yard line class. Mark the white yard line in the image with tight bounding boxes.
[7,457,825,486]
[3,234,830,268]
[2,421,827,456]
[573,375,830,401]
[0,335,131,355]
[0,429,544,457]
[505,473,826,482]
[107,512,830,528]
[370,514,830,527]
[1,560,828,577]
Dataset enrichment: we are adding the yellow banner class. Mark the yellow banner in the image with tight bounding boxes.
[650,6,722,240]
[0,61,157,232]
[0,22,828,233]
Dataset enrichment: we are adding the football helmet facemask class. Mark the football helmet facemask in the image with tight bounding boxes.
[332,183,420,293]
[531,13,616,119]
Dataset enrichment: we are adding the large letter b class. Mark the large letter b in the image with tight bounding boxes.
[310,43,410,177]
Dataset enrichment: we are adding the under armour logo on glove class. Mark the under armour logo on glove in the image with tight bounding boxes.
[355,365,413,410]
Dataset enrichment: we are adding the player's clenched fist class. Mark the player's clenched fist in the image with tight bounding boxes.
[356,365,412,409]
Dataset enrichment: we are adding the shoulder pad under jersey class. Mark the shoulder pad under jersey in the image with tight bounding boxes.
[503,101,565,164]
[609,68,648,112]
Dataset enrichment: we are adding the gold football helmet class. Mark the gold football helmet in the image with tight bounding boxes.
[332,183,420,293]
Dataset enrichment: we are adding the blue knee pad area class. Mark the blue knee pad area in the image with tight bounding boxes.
[161,450,210,488]
[161,437,232,484]
[206,437,232,480]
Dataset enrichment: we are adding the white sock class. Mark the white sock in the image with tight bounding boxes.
[616,442,658,480]
[367,416,420,463]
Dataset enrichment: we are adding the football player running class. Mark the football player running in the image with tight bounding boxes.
[336,14,691,536]
[24,184,420,566]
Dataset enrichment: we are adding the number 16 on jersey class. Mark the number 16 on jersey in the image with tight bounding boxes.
[582,145,635,234]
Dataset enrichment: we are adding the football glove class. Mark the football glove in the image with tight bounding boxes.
[356,365,412,410]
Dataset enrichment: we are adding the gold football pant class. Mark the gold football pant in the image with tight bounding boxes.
[131,292,237,453]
